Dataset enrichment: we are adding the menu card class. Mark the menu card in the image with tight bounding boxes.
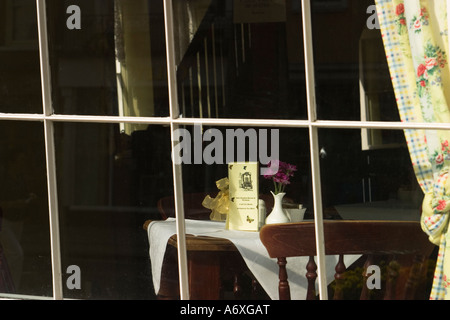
[227,162,259,231]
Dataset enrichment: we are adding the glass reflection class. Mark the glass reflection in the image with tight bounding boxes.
[318,128,434,301]
[0,0,42,113]
[319,128,421,221]
[47,0,169,118]
[54,122,173,299]
[0,121,51,297]
[311,0,399,124]
[173,0,307,119]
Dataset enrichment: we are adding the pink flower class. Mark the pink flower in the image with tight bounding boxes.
[263,168,277,179]
[395,3,404,15]
[264,160,297,194]
[286,163,297,172]
[419,80,426,87]
[417,64,427,77]
[273,172,290,185]
[425,57,438,70]
[419,7,427,17]
[436,154,444,165]
[442,140,449,151]
[414,19,421,30]
[436,199,447,211]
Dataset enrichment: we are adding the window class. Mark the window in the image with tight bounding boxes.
[0,0,436,300]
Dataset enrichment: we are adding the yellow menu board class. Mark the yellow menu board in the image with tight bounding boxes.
[227,162,259,231]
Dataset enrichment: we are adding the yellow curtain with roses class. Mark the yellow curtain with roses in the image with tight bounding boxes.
[375,0,450,299]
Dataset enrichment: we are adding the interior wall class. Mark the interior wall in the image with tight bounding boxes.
[115,0,155,133]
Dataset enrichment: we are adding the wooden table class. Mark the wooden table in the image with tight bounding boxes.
[144,220,266,300]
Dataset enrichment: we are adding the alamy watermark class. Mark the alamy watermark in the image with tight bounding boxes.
[65,4,379,30]
[66,265,81,290]
[66,5,81,30]
[366,5,380,30]
[366,265,381,290]
[172,125,280,175]
[63,263,382,292]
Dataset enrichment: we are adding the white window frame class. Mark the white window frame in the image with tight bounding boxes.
[0,0,448,300]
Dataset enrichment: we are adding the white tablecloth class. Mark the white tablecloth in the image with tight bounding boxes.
[147,218,358,300]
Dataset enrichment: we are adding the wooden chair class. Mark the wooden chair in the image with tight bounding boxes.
[157,192,213,220]
[260,220,435,300]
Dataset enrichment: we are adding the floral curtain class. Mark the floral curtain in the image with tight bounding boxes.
[375,0,450,299]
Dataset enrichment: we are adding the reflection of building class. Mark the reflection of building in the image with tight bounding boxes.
[359,28,403,150]
[0,0,41,114]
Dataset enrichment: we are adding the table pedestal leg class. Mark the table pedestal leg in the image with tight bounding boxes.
[188,251,221,300]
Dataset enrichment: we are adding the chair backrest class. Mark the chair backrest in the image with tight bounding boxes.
[260,220,435,300]
[157,192,213,220]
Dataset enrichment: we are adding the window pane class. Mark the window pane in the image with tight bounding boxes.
[312,0,399,123]
[319,128,434,300]
[46,0,169,117]
[168,126,313,299]
[0,0,42,114]
[54,122,173,299]
[0,121,52,297]
[173,1,307,119]
[319,128,421,218]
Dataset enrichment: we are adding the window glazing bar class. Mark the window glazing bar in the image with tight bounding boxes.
[301,0,328,300]
[1,112,450,131]
[0,114,45,121]
[163,0,190,300]
[36,0,63,300]
[42,121,63,300]
[0,293,54,300]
